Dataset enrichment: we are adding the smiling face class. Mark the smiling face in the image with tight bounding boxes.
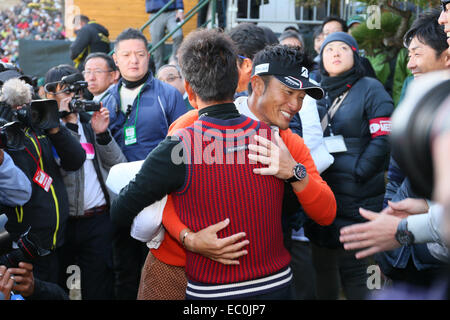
[250,76,306,130]
[113,39,150,82]
[322,41,355,77]
[407,36,448,78]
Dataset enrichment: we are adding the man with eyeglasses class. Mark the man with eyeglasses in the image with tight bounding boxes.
[156,64,193,111]
[83,53,120,103]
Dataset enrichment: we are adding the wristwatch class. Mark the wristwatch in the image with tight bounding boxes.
[395,218,415,246]
[286,163,307,183]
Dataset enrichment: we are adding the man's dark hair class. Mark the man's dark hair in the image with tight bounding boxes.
[44,64,80,92]
[114,28,148,51]
[248,45,313,94]
[178,29,238,103]
[322,16,348,33]
[260,26,279,46]
[283,25,300,33]
[73,14,89,25]
[403,9,448,58]
[228,23,269,61]
[85,52,118,71]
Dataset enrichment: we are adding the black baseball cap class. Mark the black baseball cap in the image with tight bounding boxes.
[252,59,324,100]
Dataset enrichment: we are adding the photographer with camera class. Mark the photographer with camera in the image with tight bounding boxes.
[0,262,69,300]
[0,70,86,284]
[44,64,127,300]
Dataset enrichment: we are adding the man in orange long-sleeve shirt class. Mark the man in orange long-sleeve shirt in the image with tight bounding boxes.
[115,44,337,300]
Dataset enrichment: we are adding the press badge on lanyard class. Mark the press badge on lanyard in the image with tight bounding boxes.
[323,134,347,153]
[124,125,137,146]
[33,169,53,192]
[25,132,53,192]
[121,86,143,146]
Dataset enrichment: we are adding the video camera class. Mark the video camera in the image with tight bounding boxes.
[0,121,25,150]
[1,77,60,130]
[60,73,101,113]
[15,99,60,130]
[0,227,49,269]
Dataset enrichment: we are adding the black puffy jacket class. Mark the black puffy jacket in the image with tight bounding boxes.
[70,22,110,70]
[304,77,394,248]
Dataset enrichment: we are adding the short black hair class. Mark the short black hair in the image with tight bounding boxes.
[322,16,348,33]
[403,9,448,58]
[248,44,313,94]
[260,26,279,46]
[283,26,300,33]
[44,64,80,92]
[228,23,269,60]
[114,28,148,51]
[85,52,117,71]
[178,29,238,103]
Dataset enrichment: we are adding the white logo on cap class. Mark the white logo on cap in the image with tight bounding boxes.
[284,76,303,88]
[301,67,309,78]
[254,63,270,75]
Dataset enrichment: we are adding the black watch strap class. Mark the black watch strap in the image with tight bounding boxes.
[395,218,415,246]
[286,163,306,183]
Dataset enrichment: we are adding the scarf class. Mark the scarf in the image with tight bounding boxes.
[320,65,364,101]
[122,71,151,89]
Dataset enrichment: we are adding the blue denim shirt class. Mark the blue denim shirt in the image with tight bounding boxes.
[378,168,445,273]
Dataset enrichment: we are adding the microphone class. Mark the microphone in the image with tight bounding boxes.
[0,78,33,108]
[61,72,84,84]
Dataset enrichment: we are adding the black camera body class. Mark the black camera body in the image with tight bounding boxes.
[69,98,101,113]
[15,99,60,130]
[0,121,25,150]
[60,75,101,113]
[0,228,48,269]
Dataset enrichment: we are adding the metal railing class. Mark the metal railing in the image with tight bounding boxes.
[148,0,217,56]
[233,0,333,27]
[108,0,217,56]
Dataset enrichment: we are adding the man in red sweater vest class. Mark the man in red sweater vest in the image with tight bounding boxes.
[111,40,337,299]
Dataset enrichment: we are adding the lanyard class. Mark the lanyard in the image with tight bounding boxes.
[24,131,44,170]
[321,90,350,135]
[119,85,144,128]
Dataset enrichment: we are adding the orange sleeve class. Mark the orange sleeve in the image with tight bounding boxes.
[161,195,186,244]
[280,129,337,226]
[168,109,199,134]
[161,110,199,242]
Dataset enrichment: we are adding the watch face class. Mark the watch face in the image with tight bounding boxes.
[294,163,306,180]
[396,230,413,246]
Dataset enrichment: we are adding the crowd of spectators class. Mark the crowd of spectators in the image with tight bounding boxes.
[0,0,65,64]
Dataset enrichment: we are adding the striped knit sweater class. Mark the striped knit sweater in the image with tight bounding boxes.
[171,115,291,295]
